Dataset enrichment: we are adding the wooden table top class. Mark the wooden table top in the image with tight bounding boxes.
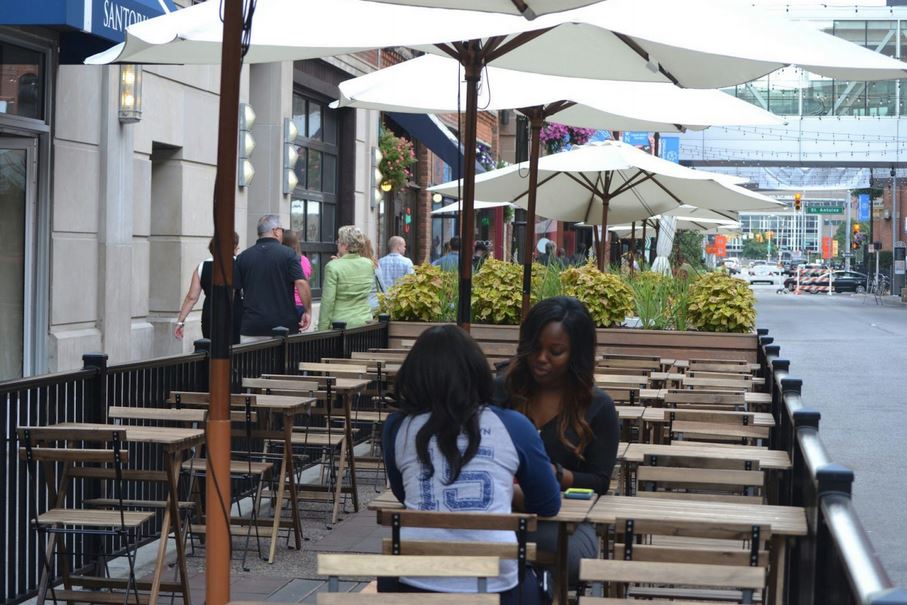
[648,372,684,382]
[620,442,791,470]
[639,389,771,405]
[594,374,650,387]
[32,422,205,451]
[640,408,775,427]
[332,377,371,392]
[108,406,207,423]
[368,490,598,524]
[587,495,806,536]
[614,406,645,420]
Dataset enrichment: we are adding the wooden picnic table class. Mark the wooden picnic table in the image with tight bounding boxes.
[641,407,775,426]
[26,422,205,605]
[620,442,791,470]
[588,495,806,605]
[168,390,315,562]
[369,489,597,605]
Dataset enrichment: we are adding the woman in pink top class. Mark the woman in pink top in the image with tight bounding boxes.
[282,230,312,319]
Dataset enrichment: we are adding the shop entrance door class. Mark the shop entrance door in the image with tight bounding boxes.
[0,137,37,380]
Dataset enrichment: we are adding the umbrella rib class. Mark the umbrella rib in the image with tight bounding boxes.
[612,32,682,87]
[510,171,561,204]
[643,171,688,208]
[610,170,655,197]
[570,172,600,196]
[486,28,554,62]
[434,43,460,60]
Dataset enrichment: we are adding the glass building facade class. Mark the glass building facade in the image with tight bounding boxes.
[722,18,906,118]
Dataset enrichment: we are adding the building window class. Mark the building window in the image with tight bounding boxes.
[0,40,44,121]
[290,91,339,296]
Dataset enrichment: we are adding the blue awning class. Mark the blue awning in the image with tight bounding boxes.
[386,112,484,181]
[0,0,176,63]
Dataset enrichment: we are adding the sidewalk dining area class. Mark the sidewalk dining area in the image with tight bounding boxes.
[2,320,904,605]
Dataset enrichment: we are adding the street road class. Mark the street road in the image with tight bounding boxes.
[754,287,907,586]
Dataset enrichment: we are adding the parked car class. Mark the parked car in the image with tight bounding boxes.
[743,264,784,286]
[783,270,876,293]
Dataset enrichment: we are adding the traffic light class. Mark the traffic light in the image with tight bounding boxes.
[793,192,802,212]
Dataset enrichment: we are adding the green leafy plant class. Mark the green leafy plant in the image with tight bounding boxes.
[472,258,527,325]
[378,263,455,321]
[627,272,673,329]
[561,263,634,327]
[532,262,564,302]
[687,272,755,333]
[378,128,417,191]
[669,276,692,332]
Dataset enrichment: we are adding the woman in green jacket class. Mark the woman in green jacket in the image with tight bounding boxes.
[318,225,376,331]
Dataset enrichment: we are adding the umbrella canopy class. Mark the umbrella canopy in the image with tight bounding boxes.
[363,0,599,20]
[430,140,781,227]
[611,217,742,234]
[88,0,907,85]
[431,199,512,215]
[331,55,785,132]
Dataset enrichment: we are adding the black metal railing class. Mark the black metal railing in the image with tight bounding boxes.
[0,322,388,604]
[762,330,907,605]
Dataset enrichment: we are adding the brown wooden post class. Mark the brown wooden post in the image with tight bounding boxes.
[456,43,483,331]
[207,1,243,604]
[598,195,611,271]
[520,108,544,319]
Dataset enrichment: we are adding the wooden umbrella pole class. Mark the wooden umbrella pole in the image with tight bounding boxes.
[630,221,637,271]
[207,1,243,604]
[641,220,648,265]
[520,109,544,319]
[455,43,483,331]
[598,195,610,271]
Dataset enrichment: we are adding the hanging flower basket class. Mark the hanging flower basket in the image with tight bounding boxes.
[378,128,417,191]
[539,122,597,154]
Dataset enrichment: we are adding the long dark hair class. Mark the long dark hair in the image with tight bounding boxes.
[505,296,596,458]
[395,325,492,484]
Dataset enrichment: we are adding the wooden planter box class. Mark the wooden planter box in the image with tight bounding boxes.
[388,321,758,364]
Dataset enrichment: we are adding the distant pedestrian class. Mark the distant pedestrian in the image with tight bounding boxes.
[363,237,382,312]
[281,229,313,321]
[473,240,489,272]
[234,215,312,342]
[318,225,376,331]
[174,232,243,343]
[378,235,414,291]
[432,236,460,271]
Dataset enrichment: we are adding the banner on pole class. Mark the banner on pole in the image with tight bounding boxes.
[858,193,871,222]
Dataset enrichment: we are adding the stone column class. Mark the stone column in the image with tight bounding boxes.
[97,66,135,364]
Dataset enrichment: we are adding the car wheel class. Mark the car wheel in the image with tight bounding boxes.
[855,285,866,294]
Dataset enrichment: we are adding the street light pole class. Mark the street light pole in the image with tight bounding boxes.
[845,191,852,272]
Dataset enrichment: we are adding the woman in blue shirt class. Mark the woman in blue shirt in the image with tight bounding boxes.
[383,324,560,604]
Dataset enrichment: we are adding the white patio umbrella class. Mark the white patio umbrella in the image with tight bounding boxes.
[430,140,781,264]
[431,199,512,215]
[364,0,600,20]
[332,54,785,130]
[87,0,907,330]
[611,217,741,235]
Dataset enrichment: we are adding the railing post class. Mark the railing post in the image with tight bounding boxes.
[82,353,109,422]
[194,339,211,392]
[378,314,390,350]
[332,321,348,358]
[787,407,820,604]
[271,327,290,375]
[770,359,790,441]
[814,464,856,605]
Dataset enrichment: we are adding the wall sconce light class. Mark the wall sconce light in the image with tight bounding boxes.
[283,118,299,195]
[432,192,443,203]
[118,64,142,123]
[238,103,256,188]
[380,180,393,192]
[370,146,384,209]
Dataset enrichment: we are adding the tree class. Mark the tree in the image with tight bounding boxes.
[834,221,869,266]
[742,238,768,260]
[674,231,705,269]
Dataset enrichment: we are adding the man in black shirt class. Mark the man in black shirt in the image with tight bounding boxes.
[234,215,312,340]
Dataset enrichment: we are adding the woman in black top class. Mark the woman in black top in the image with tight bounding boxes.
[496,296,620,586]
